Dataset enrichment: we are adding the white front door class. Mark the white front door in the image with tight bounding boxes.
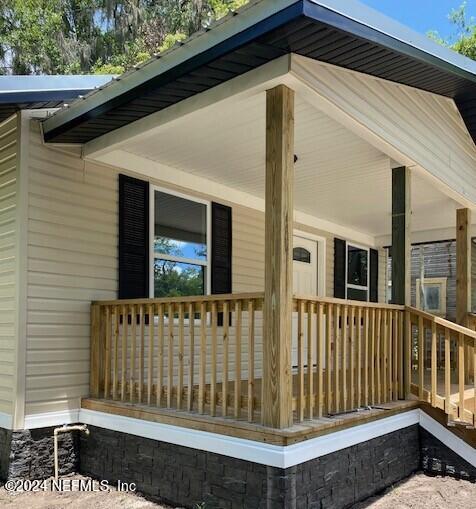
[292,235,318,366]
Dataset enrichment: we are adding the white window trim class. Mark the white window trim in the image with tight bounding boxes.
[345,242,370,300]
[416,277,447,317]
[149,185,211,299]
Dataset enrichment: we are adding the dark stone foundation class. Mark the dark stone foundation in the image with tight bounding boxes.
[1,419,475,508]
[79,425,421,509]
[0,426,78,481]
[420,428,476,481]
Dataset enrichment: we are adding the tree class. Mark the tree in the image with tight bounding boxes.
[429,2,476,60]
[0,0,250,75]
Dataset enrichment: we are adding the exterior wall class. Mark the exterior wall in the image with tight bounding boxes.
[472,240,476,313]
[0,115,18,421]
[24,119,387,419]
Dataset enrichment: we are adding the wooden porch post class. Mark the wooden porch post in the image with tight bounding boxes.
[392,166,411,398]
[456,208,471,326]
[262,85,294,429]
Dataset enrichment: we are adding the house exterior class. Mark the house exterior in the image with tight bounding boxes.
[0,1,476,507]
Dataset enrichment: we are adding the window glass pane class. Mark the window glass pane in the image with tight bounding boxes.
[347,246,368,287]
[424,285,441,311]
[347,287,367,302]
[154,191,207,261]
[154,259,205,297]
[293,247,311,263]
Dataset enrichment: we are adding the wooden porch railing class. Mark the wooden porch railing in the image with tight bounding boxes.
[90,293,264,423]
[292,297,405,421]
[408,307,476,426]
[90,294,411,427]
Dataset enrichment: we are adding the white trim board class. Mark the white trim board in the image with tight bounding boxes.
[19,408,476,470]
[79,408,421,468]
[0,411,13,429]
[23,409,80,430]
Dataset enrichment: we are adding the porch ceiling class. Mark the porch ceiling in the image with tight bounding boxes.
[93,86,462,242]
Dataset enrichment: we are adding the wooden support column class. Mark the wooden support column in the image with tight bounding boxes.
[456,208,472,326]
[262,85,294,429]
[392,167,411,398]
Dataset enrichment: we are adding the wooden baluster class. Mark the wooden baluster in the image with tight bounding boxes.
[104,306,111,399]
[431,322,437,407]
[90,304,101,398]
[418,316,424,401]
[247,299,255,422]
[444,328,451,416]
[349,306,355,410]
[138,305,144,404]
[334,304,341,414]
[210,302,217,417]
[121,304,127,401]
[307,301,314,420]
[326,304,333,414]
[130,304,136,403]
[458,333,465,421]
[187,303,194,411]
[298,300,305,422]
[385,310,391,402]
[234,300,242,419]
[222,301,229,417]
[157,303,164,407]
[316,303,323,418]
[199,302,206,414]
[356,307,362,409]
[177,303,185,410]
[375,308,382,404]
[393,310,399,401]
[112,306,119,400]
[474,339,476,425]
[363,307,369,407]
[167,303,174,408]
[369,308,375,406]
[148,303,154,406]
[341,305,348,411]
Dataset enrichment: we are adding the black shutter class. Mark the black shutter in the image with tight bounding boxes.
[118,174,149,299]
[211,202,232,295]
[369,248,379,303]
[334,238,346,299]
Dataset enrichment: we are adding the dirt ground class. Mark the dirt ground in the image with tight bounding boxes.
[0,473,474,508]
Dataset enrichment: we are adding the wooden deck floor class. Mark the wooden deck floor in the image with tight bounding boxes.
[81,397,419,446]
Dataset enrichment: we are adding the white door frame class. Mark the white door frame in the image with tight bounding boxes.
[293,229,326,297]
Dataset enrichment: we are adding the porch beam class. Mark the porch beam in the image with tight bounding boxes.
[262,84,294,429]
[391,166,411,399]
[456,208,472,326]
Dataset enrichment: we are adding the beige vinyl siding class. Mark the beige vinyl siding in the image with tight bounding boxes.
[0,115,18,418]
[25,118,388,416]
[25,121,118,415]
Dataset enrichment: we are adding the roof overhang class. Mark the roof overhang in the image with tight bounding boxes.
[42,0,476,145]
[0,75,114,124]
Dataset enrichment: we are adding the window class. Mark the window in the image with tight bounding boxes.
[293,247,311,263]
[346,244,369,301]
[416,278,447,317]
[151,188,210,298]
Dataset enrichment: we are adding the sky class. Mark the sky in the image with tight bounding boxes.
[360,0,476,41]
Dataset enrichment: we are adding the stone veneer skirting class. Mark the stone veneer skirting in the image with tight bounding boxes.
[0,419,475,509]
[0,426,78,480]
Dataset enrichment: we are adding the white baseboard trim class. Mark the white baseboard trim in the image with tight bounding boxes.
[0,411,13,429]
[18,407,475,470]
[420,411,476,469]
[24,409,80,429]
[78,408,420,468]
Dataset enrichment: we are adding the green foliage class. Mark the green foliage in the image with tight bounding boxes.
[0,0,251,75]
[429,2,476,60]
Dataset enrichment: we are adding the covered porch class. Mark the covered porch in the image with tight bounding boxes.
[85,54,476,437]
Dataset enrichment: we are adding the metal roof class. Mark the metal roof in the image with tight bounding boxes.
[0,75,114,123]
[42,0,476,144]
